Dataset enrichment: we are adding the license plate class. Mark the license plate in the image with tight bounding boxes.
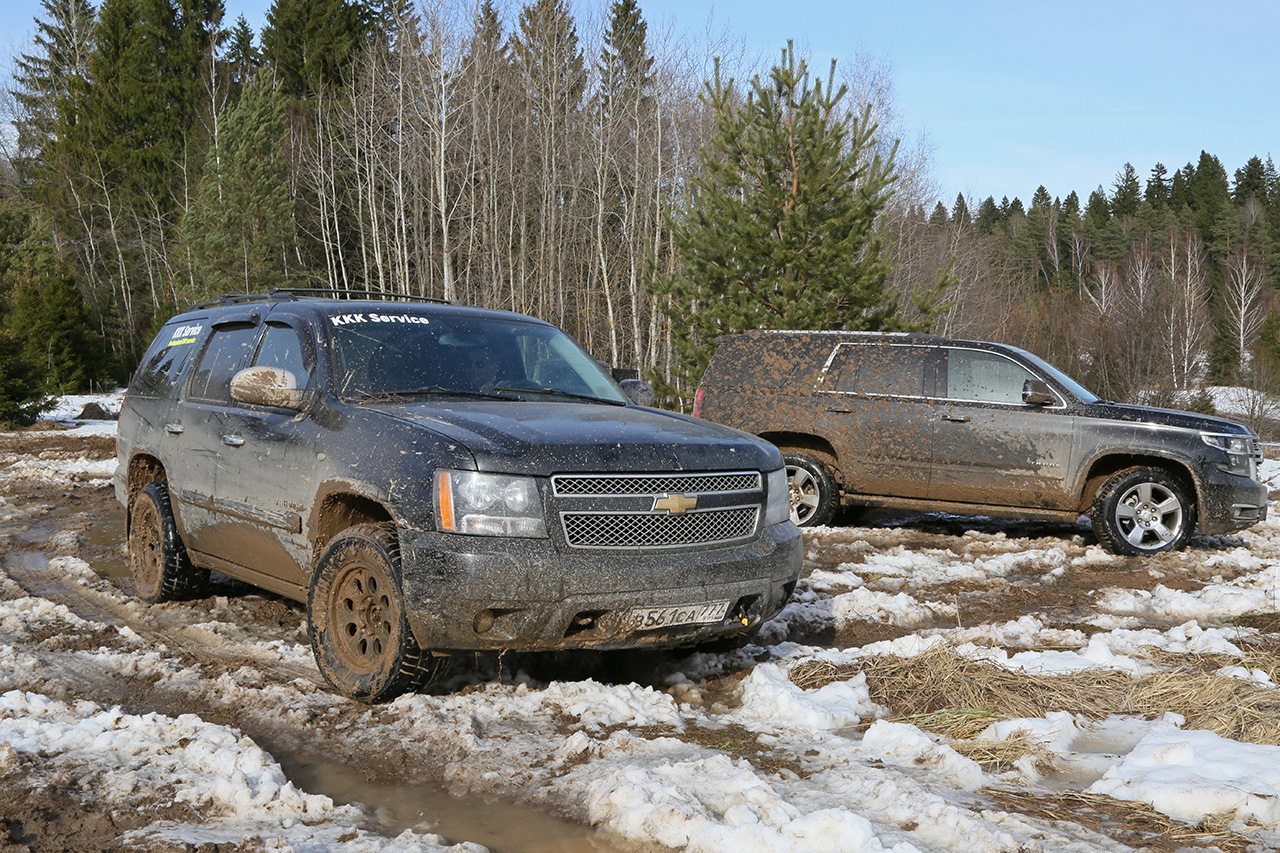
[627,600,732,631]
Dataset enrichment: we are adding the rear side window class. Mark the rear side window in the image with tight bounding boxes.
[826,344,928,398]
[129,320,206,398]
[187,323,261,403]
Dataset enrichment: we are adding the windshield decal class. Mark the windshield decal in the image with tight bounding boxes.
[329,313,431,327]
[167,323,203,346]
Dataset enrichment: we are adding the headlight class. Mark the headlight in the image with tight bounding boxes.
[1201,432,1256,478]
[435,470,547,537]
[763,467,792,527]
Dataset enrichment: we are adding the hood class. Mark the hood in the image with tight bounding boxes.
[1078,401,1252,435]
[367,401,782,474]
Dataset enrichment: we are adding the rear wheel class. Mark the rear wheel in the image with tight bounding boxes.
[308,524,446,702]
[781,452,839,527]
[1091,467,1195,555]
[128,482,209,603]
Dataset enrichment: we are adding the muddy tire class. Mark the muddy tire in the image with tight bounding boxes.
[1091,467,1195,556]
[782,452,839,527]
[128,482,209,603]
[308,524,445,703]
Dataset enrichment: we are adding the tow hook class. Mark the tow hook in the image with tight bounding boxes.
[733,602,750,627]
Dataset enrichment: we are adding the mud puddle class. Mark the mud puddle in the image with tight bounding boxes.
[282,753,632,852]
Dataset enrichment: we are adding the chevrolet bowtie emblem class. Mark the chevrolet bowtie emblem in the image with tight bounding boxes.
[653,493,698,514]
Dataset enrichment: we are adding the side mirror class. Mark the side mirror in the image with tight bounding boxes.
[1022,378,1055,406]
[231,366,308,411]
[619,378,655,407]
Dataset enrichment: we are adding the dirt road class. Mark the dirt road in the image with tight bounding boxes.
[4,425,1280,852]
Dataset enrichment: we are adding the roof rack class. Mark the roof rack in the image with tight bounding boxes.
[189,288,453,311]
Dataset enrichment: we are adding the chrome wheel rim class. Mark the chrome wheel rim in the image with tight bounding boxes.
[1115,481,1183,551]
[786,464,820,525]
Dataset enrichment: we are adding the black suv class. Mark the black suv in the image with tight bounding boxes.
[115,292,801,701]
[693,330,1268,554]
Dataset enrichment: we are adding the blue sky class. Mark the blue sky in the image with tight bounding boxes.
[3,0,1275,207]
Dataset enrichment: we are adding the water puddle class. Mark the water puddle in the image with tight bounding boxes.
[282,754,631,852]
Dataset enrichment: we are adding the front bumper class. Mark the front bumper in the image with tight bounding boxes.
[1197,470,1269,535]
[397,521,803,652]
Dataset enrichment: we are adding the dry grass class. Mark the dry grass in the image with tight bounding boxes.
[790,644,1280,745]
[984,789,1255,853]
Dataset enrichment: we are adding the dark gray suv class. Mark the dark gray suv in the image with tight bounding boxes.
[693,330,1268,555]
[115,292,801,701]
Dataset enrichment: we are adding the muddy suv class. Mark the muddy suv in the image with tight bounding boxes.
[115,291,800,701]
[693,330,1268,555]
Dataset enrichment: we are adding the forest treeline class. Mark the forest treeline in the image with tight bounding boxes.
[0,0,1278,428]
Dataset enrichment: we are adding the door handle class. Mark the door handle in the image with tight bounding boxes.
[221,435,245,447]
[941,414,971,423]
[164,423,184,435]
[824,406,852,414]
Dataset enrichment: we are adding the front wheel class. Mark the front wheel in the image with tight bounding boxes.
[308,524,446,702]
[782,452,839,527]
[1091,467,1195,555]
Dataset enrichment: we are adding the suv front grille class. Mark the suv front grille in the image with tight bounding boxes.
[552,472,760,496]
[552,471,764,550]
[563,507,759,549]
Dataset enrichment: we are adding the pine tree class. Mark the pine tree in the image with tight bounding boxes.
[1146,163,1169,207]
[262,0,371,98]
[8,0,95,184]
[225,15,259,85]
[1111,163,1142,219]
[653,43,901,404]
[180,77,295,297]
[973,197,1001,234]
[950,193,970,227]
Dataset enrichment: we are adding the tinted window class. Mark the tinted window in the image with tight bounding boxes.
[855,345,927,397]
[188,324,260,403]
[945,349,1038,404]
[129,320,206,398]
[253,323,310,387]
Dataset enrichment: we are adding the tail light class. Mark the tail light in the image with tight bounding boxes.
[692,386,704,417]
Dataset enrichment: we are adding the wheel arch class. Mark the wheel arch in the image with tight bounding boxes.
[309,484,396,567]
[759,432,843,483]
[1078,453,1199,514]
[124,454,167,535]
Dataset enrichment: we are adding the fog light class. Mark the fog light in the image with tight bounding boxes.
[473,609,495,634]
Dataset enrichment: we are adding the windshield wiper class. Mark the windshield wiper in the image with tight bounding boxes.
[489,385,627,406]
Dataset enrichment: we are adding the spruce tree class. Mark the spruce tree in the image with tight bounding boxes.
[653,43,900,404]
[180,77,295,297]
[262,0,371,98]
[8,0,95,184]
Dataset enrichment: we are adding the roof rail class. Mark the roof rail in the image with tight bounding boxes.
[189,288,454,311]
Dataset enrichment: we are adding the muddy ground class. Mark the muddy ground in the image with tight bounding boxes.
[1,427,1277,852]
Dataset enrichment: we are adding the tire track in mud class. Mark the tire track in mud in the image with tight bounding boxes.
[1,535,324,692]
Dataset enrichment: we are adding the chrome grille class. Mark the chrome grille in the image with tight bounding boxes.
[563,507,759,549]
[553,472,760,496]
[553,470,764,549]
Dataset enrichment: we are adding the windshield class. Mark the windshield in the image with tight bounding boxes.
[326,310,627,404]
[1015,348,1099,404]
